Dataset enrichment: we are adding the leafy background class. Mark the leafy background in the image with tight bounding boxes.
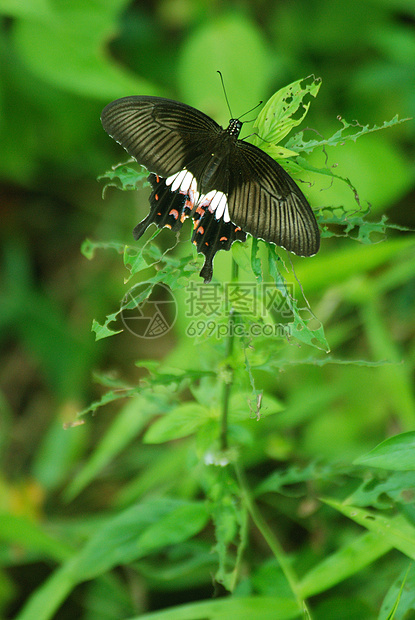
[0,0,414,619]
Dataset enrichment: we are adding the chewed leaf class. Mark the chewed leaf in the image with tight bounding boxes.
[267,246,330,352]
[98,163,148,193]
[81,238,125,260]
[92,317,122,340]
[286,114,411,155]
[258,144,300,159]
[253,75,322,147]
[250,238,262,281]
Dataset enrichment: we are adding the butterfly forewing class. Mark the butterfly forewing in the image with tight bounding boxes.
[101,96,221,178]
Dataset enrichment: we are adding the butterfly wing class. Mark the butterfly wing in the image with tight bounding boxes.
[101,96,222,178]
[225,140,320,256]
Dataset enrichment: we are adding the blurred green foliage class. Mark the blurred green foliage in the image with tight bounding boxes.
[0,0,414,618]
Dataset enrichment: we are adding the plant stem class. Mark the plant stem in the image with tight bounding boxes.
[220,258,239,451]
[235,462,310,616]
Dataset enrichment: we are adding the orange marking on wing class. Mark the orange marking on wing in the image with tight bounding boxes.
[197,226,204,234]
[169,209,179,219]
[155,194,159,201]
[220,236,227,242]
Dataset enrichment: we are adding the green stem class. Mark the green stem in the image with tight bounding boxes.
[235,462,310,616]
[220,259,239,451]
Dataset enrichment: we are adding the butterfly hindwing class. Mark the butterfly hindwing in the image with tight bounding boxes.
[133,174,193,240]
[192,193,247,282]
[133,173,247,283]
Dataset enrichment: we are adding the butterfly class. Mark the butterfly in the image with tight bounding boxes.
[101,96,320,282]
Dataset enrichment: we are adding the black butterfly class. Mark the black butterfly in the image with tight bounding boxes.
[101,96,320,282]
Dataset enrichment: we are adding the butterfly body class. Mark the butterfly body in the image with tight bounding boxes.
[101,96,319,281]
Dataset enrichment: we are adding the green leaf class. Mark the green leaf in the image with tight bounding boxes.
[232,241,254,277]
[323,498,415,559]
[12,2,159,99]
[354,432,415,471]
[250,238,263,282]
[81,238,125,260]
[65,395,163,500]
[143,402,210,443]
[0,0,52,19]
[99,164,148,192]
[136,503,209,557]
[286,114,411,155]
[91,316,122,340]
[17,500,209,620]
[78,500,209,578]
[260,145,301,159]
[134,596,301,620]
[267,245,330,352]
[0,513,73,563]
[78,384,136,417]
[253,75,321,147]
[292,236,415,295]
[346,471,415,509]
[123,246,154,276]
[379,563,415,620]
[256,462,333,496]
[298,530,392,599]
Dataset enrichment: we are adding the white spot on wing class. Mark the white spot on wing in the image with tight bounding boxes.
[183,171,197,193]
[215,194,228,221]
[198,190,230,222]
[166,168,198,195]
[166,171,231,223]
[168,169,187,191]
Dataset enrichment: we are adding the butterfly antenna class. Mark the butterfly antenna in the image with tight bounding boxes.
[238,100,263,121]
[217,70,233,117]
